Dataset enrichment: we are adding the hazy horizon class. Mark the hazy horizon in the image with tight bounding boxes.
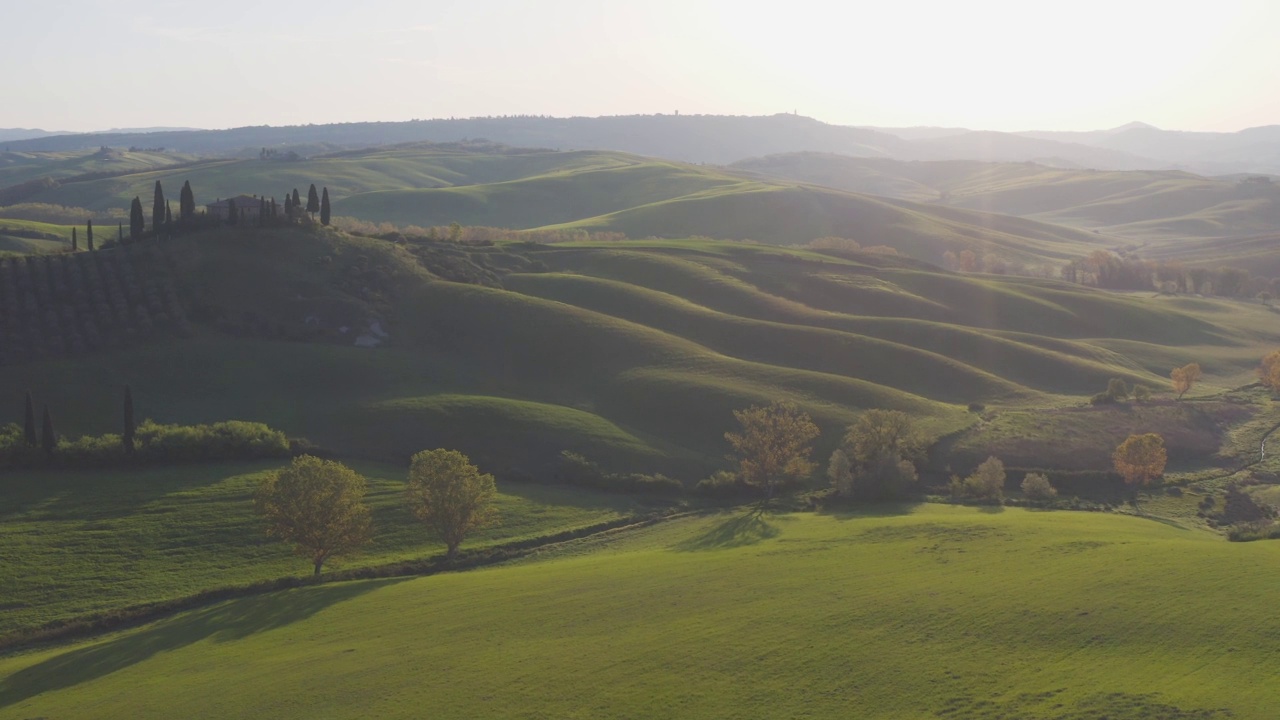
[4,0,1279,134]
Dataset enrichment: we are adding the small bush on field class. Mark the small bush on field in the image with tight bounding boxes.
[555,451,684,495]
[1020,472,1057,502]
[951,456,1006,502]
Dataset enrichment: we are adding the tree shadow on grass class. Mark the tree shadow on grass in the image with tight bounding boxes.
[674,507,780,551]
[817,501,923,521]
[0,577,407,709]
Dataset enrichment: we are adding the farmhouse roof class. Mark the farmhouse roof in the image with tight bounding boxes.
[206,194,264,209]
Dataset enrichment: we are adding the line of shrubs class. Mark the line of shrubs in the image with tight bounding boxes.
[0,419,291,469]
[554,451,685,495]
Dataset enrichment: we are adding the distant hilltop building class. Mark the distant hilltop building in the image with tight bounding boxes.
[206,195,267,222]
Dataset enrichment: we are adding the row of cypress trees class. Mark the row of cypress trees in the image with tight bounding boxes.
[21,386,136,457]
[72,178,334,250]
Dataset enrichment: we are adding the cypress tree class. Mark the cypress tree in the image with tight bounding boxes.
[227,199,238,226]
[87,219,94,251]
[320,187,331,226]
[118,222,123,243]
[23,391,36,447]
[72,227,78,251]
[180,180,195,222]
[123,385,135,454]
[152,180,165,232]
[306,184,319,214]
[41,405,56,458]
[166,201,173,229]
[292,188,301,210]
[259,196,267,225]
[285,194,294,220]
[129,197,144,241]
[270,197,277,218]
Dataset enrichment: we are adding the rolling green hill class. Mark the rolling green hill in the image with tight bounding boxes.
[9,145,1116,268]
[4,227,1275,482]
[2,506,1276,719]
[732,153,1280,244]
[0,148,192,188]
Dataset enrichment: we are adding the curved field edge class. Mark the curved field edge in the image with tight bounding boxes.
[0,506,1275,719]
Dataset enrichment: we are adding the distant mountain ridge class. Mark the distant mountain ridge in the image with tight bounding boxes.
[4,115,1280,174]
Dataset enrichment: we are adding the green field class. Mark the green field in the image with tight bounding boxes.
[1,505,1274,718]
[0,461,652,636]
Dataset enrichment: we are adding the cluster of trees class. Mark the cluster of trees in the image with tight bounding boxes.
[722,400,1170,506]
[1089,377,1152,405]
[723,403,980,502]
[0,387,290,468]
[1058,251,1276,299]
[256,449,496,575]
[101,179,338,249]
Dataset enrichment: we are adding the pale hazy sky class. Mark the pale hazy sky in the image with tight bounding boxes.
[4,0,1278,133]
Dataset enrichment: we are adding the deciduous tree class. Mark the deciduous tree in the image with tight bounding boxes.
[1258,351,1280,392]
[1170,363,1202,400]
[827,449,853,496]
[405,449,497,559]
[724,401,820,498]
[957,456,1005,501]
[842,409,924,466]
[255,455,372,575]
[840,409,925,500]
[1113,433,1167,492]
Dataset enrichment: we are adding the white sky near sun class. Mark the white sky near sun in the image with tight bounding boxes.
[2,0,1278,133]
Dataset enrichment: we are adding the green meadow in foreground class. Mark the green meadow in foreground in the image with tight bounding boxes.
[0,505,1273,719]
[0,462,649,636]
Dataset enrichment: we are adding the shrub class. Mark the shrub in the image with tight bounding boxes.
[557,451,605,485]
[631,473,684,495]
[1020,473,1057,502]
[0,418,289,469]
[958,456,1006,502]
[1221,485,1276,525]
[694,470,751,497]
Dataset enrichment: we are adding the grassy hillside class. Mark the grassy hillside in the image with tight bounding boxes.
[14,145,1117,267]
[5,227,1275,480]
[2,506,1275,718]
[0,461,649,636]
[733,153,1280,244]
[0,148,191,188]
[0,218,73,255]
